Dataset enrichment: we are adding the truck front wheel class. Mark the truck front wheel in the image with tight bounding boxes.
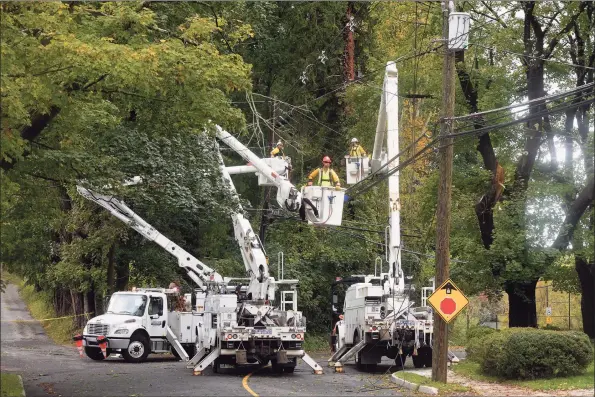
[85,347,108,361]
[122,335,150,363]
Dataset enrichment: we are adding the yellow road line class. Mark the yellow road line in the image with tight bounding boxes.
[242,364,270,397]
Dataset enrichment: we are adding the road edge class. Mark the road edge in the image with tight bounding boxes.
[17,374,26,397]
[391,372,438,395]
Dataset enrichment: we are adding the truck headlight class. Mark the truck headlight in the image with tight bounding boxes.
[114,328,129,335]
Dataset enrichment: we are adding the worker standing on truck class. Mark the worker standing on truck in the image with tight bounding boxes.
[349,138,367,157]
[169,281,186,311]
[270,140,285,158]
[307,156,341,188]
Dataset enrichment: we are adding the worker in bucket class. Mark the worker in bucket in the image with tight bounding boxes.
[270,140,285,158]
[307,156,341,189]
[349,137,367,157]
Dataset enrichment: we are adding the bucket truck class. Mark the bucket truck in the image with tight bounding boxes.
[77,125,324,375]
[328,62,434,373]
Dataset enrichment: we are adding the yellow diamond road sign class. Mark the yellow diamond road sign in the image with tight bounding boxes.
[427,278,469,323]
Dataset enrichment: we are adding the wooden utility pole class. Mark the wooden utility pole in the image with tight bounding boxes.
[432,0,456,383]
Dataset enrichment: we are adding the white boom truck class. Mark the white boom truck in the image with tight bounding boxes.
[77,125,324,375]
[328,63,434,373]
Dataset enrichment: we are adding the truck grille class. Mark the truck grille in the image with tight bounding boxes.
[87,323,109,335]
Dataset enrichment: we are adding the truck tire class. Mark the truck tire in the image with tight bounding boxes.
[270,359,284,374]
[412,353,424,368]
[422,347,432,368]
[121,334,150,363]
[85,346,107,361]
[353,332,365,371]
[394,353,407,370]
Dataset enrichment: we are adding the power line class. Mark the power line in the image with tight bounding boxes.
[472,42,595,71]
[447,82,595,121]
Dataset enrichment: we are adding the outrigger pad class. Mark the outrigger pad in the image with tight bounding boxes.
[276,350,289,364]
[236,350,248,365]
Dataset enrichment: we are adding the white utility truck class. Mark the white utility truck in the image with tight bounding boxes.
[328,63,434,373]
[78,125,327,375]
[82,287,203,362]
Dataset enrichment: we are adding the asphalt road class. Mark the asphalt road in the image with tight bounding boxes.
[1,284,406,396]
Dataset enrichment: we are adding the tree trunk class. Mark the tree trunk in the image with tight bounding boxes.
[89,289,100,316]
[106,243,116,295]
[343,2,355,82]
[575,256,594,338]
[115,260,129,291]
[505,279,539,327]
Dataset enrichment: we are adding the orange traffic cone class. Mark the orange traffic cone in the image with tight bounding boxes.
[73,334,84,358]
[97,335,107,358]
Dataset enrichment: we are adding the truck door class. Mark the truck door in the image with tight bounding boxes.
[147,295,167,338]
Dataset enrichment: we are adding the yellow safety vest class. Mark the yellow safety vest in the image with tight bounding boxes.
[271,147,285,158]
[317,168,336,187]
[350,145,366,157]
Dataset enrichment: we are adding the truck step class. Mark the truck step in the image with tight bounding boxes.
[166,326,189,361]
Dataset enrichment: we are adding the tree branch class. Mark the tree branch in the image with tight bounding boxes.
[544,2,587,59]
[552,175,594,250]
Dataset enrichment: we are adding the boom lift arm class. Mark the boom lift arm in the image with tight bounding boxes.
[76,186,223,291]
[215,146,277,303]
[371,63,404,295]
[215,126,317,220]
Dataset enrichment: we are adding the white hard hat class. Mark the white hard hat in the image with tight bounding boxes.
[351,138,358,143]
[277,141,284,146]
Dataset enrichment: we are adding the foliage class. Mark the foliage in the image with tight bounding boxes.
[478,328,593,379]
[454,361,595,391]
[1,373,25,397]
[466,326,499,362]
[396,371,473,395]
[1,0,593,341]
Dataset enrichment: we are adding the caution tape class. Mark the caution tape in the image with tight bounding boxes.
[1,312,93,323]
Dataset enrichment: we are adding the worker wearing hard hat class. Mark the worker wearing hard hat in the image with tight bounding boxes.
[349,138,367,157]
[270,140,285,158]
[307,156,341,189]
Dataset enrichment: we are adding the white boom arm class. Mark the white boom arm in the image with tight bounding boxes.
[372,63,404,294]
[76,186,224,290]
[215,147,275,301]
[215,126,302,213]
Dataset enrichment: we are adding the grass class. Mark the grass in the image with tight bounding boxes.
[2,271,81,345]
[397,371,473,395]
[1,373,25,397]
[304,333,330,352]
[453,360,595,391]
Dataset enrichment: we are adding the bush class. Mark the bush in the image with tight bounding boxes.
[467,325,498,341]
[466,326,498,362]
[479,328,593,379]
[541,324,563,331]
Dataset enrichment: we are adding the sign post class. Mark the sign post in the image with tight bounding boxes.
[427,279,469,323]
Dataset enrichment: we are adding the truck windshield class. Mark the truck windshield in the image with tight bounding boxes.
[106,294,147,316]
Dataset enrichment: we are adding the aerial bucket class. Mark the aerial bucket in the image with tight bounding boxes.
[344,155,371,185]
[301,186,344,226]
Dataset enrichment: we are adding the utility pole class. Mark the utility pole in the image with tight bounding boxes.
[432,0,456,383]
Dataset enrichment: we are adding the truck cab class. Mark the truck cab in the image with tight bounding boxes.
[83,288,202,363]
